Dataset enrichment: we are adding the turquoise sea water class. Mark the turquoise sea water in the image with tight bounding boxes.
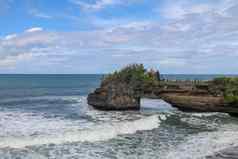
[0,74,238,159]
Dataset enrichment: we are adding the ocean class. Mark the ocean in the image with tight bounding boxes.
[0,74,238,159]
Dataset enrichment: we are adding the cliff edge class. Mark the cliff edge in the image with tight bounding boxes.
[87,64,238,116]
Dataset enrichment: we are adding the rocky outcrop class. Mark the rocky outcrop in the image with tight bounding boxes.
[159,92,238,115]
[87,64,159,110]
[160,93,225,112]
[158,81,238,116]
[87,64,238,116]
[88,79,238,116]
[87,81,140,110]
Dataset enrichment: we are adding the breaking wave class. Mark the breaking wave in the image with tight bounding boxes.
[0,111,161,149]
[165,123,238,159]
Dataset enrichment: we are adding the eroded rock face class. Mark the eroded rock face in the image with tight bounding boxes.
[87,82,140,110]
[160,93,226,112]
[87,79,238,115]
[87,65,238,115]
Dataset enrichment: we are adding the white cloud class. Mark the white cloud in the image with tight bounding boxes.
[70,0,141,11]
[4,34,17,40]
[0,29,58,68]
[29,9,53,19]
[0,53,32,67]
[25,27,43,33]
[70,0,118,11]
[158,0,238,20]
[159,58,187,67]
[2,32,56,48]
[1,0,238,73]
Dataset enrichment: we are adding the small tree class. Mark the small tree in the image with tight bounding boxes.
[102,64,160,89]
[212,77,238,105]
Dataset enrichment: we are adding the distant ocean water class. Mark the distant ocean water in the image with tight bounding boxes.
[0,74,238,159]
[161,74,238,81]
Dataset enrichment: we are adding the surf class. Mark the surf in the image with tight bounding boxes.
[0,114,162,149]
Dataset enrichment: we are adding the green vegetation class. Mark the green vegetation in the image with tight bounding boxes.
[212,77,238,105]
[102,64,160,89]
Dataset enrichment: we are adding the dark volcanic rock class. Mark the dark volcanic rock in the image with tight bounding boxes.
[87,81,140,110]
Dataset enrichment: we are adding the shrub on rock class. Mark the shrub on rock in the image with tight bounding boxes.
[102,64,160,90]
[87,64,160,110]
[212,77,238,105]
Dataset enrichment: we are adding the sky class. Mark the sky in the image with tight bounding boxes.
[0,0,238,74]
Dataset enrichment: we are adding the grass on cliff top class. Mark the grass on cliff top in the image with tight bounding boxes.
[213,77,238,105]
[102,64,160,88]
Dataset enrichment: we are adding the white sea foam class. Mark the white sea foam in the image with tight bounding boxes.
[0,111,87,138]
[141,98,174,110]
[180,117,219,129]
[190,112,228,118]
[0,112,160,149]
[0,95,83,104]
[165,124,238,159]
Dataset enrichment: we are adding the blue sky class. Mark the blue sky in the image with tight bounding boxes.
[0,0,238,74]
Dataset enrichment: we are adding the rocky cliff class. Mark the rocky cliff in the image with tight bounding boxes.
[87,81,140,110]
[87,64,238,116]
[87,64,159,110]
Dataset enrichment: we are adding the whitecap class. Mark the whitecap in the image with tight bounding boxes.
[165,124,238,159]
[141,98,175,111]
[190,112,228,118]
[0,114,160,149]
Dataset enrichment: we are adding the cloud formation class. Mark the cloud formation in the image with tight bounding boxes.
[29,9,53,19]
[159,0,238,19]
[25,27,44,33]
[70,0,142,11]
[70,0,120,11]
[1,0,238,73]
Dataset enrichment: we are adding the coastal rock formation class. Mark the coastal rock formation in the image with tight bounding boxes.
[87,64,238,116]
[158,80,238,116]
[87,64,159,110]
[159,91,238,115]
[87,81,140,110]
[157,78,238,116]
[160,93,225,111]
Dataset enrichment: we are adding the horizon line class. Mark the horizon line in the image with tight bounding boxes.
[0,73,238,75]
